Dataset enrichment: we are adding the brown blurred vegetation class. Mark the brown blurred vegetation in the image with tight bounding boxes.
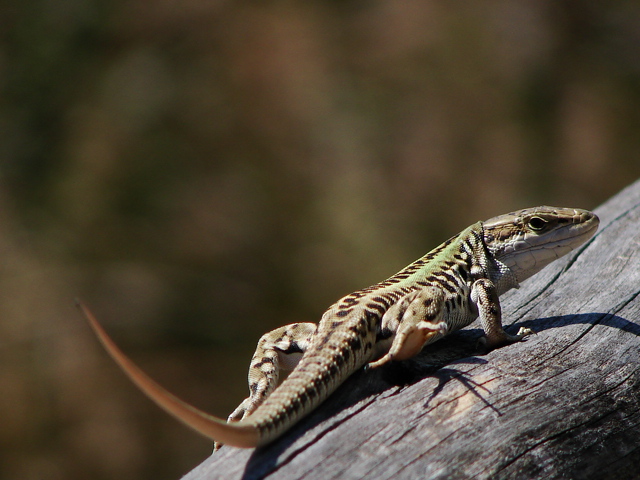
[1,1,639,479]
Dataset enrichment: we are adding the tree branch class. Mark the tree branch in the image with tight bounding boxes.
[184,180,640,480]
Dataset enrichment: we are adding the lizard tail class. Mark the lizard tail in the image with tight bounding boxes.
[76,301,260,448]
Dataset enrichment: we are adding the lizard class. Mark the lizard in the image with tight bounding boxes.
[79,206,599,450]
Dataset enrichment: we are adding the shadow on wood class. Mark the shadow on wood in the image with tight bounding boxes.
[184,180,640,480]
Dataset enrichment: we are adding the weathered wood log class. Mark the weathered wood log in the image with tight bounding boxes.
[183,180,640,480]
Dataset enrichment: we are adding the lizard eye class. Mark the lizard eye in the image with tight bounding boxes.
[528,216,548,231]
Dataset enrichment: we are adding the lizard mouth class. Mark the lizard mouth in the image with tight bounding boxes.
[535,209,599,250]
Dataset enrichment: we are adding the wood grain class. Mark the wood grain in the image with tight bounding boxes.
[184,180,640,480]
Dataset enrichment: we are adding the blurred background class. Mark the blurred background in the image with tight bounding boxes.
[1,1,639,479]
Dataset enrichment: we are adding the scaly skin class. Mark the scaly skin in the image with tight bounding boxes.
[80,206,599,449]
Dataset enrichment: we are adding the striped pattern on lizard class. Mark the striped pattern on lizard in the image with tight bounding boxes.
[79,206,599,449]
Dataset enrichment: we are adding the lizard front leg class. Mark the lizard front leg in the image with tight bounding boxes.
[368,287,448,368]
[471,278,534,350]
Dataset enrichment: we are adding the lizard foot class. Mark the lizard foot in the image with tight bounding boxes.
[476,326,537,353]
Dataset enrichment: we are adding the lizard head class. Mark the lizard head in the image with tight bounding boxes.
[481,206,599,286]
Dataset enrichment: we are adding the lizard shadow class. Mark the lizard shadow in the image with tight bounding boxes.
[511,311,640,338]
[238,312,637,479]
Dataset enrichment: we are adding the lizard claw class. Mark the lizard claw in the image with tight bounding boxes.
[432,321,448,335]
[367,354,392,369]
[516,326,536,337]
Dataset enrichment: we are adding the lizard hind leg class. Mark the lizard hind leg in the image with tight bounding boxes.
[368,287,448,369]
[214,322,316,451]
[226,322,317,423]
